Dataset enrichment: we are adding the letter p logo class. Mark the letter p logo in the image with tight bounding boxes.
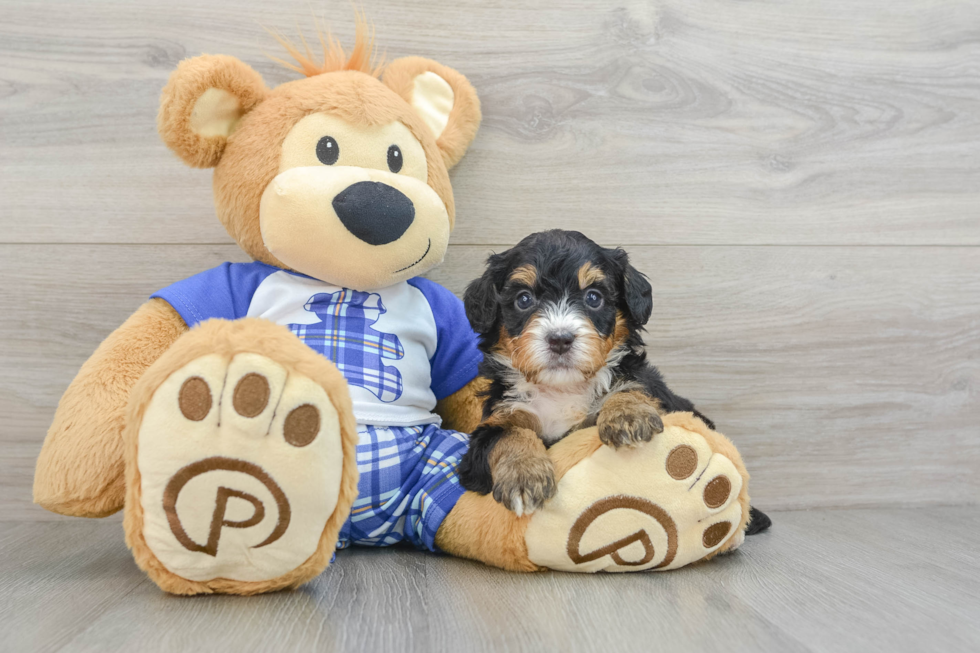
[162,457,291,557]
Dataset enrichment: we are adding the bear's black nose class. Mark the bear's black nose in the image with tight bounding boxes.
[332,181,415,246]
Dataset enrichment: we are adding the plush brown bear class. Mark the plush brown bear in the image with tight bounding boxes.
[33,21,752,595]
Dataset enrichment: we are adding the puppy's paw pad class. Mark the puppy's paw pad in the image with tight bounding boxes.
[135,353,344,583]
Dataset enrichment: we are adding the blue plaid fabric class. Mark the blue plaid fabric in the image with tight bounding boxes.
[288,290,405,403]
[336,423,470,551]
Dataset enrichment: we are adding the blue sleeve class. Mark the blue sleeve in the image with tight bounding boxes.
[408,277,484,400]
[150,262,279,328]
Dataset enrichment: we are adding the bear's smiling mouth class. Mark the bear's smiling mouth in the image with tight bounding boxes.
[393,239,431,273]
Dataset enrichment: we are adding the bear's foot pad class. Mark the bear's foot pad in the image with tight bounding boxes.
[526,423,743,572]
[135,352,344,583]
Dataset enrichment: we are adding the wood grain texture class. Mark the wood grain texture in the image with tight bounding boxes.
[0,521,148,652]
[1,508,978,653]
[1,0,979,245]
[62,548,429,653]
[2,244,978,520]
[3,2,978,650]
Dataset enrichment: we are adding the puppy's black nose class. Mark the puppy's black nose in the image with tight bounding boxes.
[332,181,415,246]
[547,332,575,355]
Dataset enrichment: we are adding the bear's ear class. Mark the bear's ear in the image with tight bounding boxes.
[383,57,481,169]
[158,55,268,168]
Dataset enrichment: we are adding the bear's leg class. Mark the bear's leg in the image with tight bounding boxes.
[436,413,750,573]
[34,299,188,518]
[435,487,542,572]
[122,318,359,595]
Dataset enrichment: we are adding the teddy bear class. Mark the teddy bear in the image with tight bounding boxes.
[32,19,754,595]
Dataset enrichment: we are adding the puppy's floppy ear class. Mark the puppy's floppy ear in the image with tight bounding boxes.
[158,55,268,168]
[464,253,506,335]
[383,57,481,169]
[612,249,653,327]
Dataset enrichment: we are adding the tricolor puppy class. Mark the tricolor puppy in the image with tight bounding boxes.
[458,230,714,515]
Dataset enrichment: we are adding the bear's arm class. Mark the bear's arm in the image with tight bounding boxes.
[34,298,188,517]
[434,376,489,434]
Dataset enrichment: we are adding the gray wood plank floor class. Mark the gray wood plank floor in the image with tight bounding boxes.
[1,507,977,653]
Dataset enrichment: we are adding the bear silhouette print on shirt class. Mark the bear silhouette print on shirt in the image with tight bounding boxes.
[288,290,405,402]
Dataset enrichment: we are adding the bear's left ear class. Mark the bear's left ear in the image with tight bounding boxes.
[158,55,268,168]
[383,57,481,169]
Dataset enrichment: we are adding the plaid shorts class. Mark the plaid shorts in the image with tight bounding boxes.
[336,423,470,552]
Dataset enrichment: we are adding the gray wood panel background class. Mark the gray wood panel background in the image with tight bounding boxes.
[2,0,979,521]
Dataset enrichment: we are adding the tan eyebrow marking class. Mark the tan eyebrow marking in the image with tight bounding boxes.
[578,262,606,289]
[509,264,537,286]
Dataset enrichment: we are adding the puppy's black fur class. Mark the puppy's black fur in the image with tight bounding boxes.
[464,230,711,423]
[457,230,770,532]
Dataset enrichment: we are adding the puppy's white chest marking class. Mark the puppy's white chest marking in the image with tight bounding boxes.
[494,356,620,444]
[506,371,615,444]
[520,388,592,444]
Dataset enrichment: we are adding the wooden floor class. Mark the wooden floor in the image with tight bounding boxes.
[1,507,977,653]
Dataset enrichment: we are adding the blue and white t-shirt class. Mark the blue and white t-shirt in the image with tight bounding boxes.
[152,262,482,427]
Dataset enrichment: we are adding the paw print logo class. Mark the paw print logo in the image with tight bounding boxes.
[564,445,737,570]
[566,496,678,568]
[164,456,291,557]
[288,290,405,402]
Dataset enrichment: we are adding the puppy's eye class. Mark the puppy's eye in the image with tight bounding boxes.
[515,291,534,311]
[387,145,403,173]
[585,290,603,309]
[316,136,339,165]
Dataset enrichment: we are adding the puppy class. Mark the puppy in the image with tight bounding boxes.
[458,230,715,516]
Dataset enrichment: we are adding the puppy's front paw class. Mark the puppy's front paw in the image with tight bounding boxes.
[491,455,556,517]
[598,400,664,448]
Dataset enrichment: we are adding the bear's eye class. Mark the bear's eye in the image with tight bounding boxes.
[387,144,403,173]
[316,136,339,165]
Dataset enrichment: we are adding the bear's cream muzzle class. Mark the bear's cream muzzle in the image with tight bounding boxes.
[259,165,451,291]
